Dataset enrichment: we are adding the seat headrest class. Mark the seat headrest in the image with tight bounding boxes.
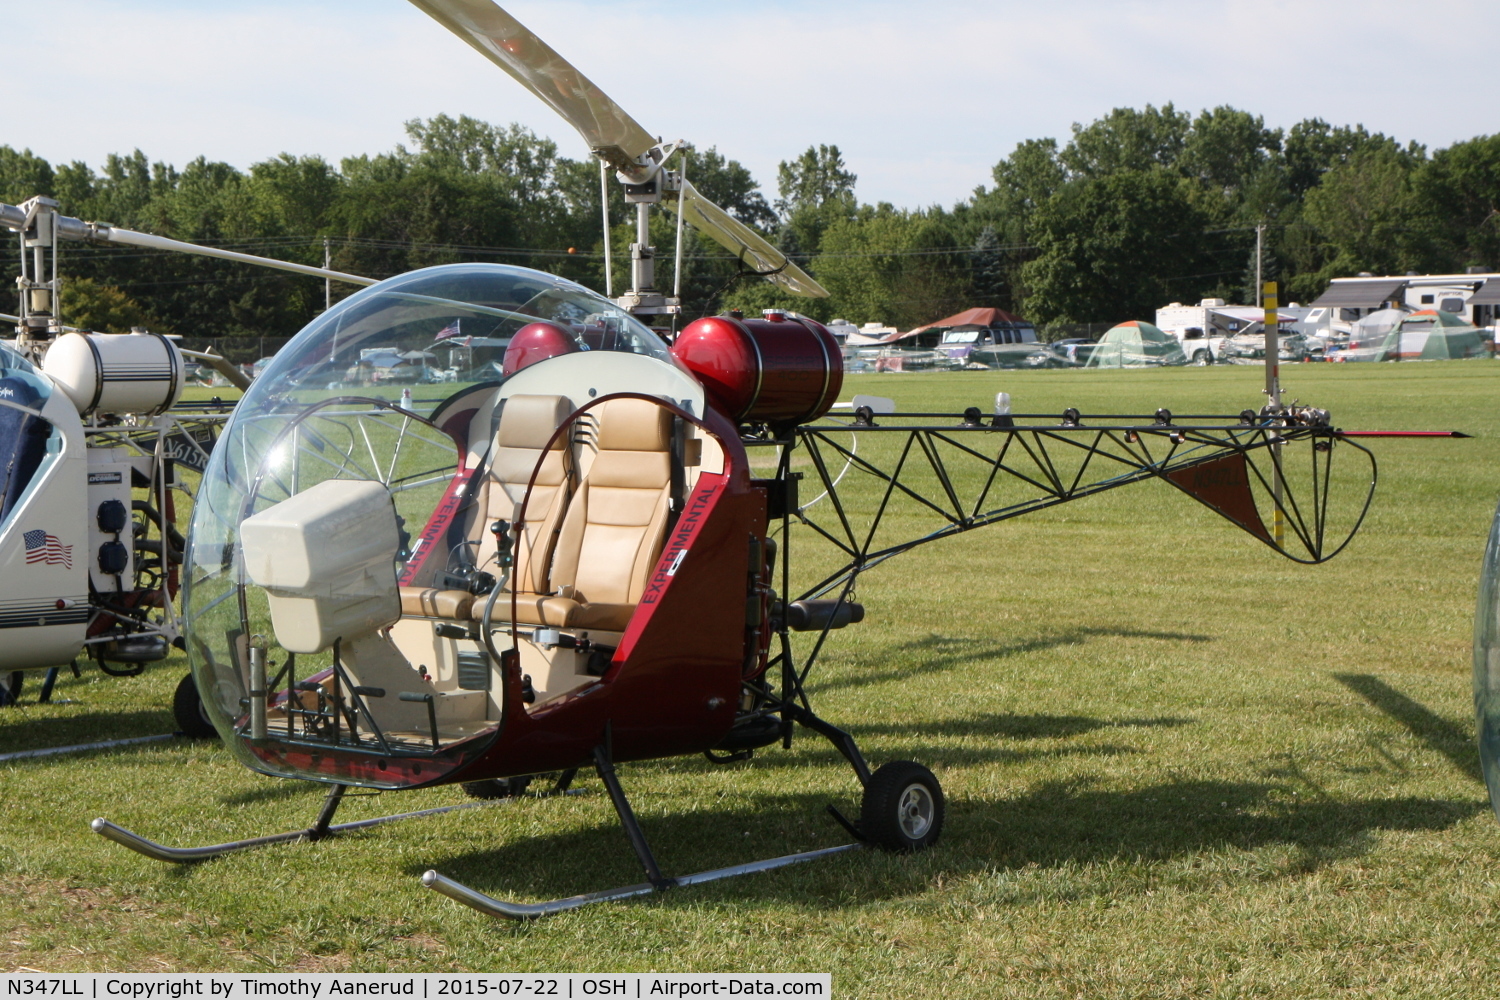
[595,398,672,452]
[497,394,573,450]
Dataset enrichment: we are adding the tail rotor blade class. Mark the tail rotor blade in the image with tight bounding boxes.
[407,0,657,176]
[675,180,828,298]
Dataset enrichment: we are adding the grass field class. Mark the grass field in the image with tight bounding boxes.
[3,360,1499,995]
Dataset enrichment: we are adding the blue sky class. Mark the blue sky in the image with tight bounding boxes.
[2,0,1495,210]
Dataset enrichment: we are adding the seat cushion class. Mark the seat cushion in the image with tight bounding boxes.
[473,593,636,632]
[399,587,474,619]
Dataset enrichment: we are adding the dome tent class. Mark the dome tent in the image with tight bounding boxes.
[1083,321,1188,368]
[1344,307,1409,360]
[1376,309,1488,361]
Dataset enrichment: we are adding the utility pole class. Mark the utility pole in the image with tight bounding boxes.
[323,237,331,312]
[1254,224,1264,299]
[1263,278,1283,547]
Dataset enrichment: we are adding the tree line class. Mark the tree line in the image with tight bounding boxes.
[1,106,1496,341]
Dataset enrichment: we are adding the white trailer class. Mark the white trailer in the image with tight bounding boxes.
[1154,300,1299,364]
[1304,271,1500,341]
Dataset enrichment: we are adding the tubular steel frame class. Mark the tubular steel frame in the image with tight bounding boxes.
[743,408,1376,752]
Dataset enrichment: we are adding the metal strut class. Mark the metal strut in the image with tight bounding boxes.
[91,784,491,863]
[592,734,668,888]
[421,733,863,920]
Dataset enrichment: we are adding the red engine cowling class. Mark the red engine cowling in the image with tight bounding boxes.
[503,321,579,376]
[671,312,842,425]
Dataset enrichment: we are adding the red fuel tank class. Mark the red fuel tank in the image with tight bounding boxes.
[671,312,842,425]
[503,321,580,376]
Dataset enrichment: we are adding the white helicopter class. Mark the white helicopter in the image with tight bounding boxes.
[0,197,381,721]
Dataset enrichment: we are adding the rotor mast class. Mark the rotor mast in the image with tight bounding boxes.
[613,145,686,320]
[10,196,63,353]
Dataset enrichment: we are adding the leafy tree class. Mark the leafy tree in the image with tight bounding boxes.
[0,147,55,204]
[1410,133,1500,271]
[961,138,1066,311]
[1180,106,1281,220]
[1301,145,1426,279]
[1061,104,1192,177]
[809,205,966,328]
[774,144,858,260]
[1021,170,1216,323]
[1281,119,1411,200]
[776,144,857,218]
[62,277,162,333]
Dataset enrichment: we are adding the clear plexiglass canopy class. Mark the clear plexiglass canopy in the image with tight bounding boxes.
[1476,499,1500,820]
[182,263,672,785]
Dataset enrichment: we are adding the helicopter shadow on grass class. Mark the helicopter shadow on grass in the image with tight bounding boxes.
[848,712,1193,741]
[652,710,1188,772]
[806,627,1213,696]
[685,739,1145,775]
[407,775,1483,915]
[1333,673,1482,783]
[0,708,174,756]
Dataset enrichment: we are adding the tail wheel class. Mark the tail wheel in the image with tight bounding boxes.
[461,775,534,799]
[173,672,217,738]
[0,671,22,707]
[860,761,944,852]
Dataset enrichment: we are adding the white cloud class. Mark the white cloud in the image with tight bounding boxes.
[0,0,1493,209]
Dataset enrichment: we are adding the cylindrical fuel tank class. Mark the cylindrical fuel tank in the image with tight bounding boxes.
[42,331,184,416]
[503,321,580,376]
[671,311,842,424]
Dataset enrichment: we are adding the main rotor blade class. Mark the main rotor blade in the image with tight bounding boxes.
[96,228,376,286]
[0,201,375,286]
[674,180,829,298]
[407,0,657,177]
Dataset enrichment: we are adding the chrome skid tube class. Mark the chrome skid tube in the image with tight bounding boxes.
[92,799,489,863]
[421,842,863,919]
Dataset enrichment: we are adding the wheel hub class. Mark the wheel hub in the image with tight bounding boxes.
[897,783,934,839]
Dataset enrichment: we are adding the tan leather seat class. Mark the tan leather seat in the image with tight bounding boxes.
[399,587,473,619]
[401,393,573,619]
[481,397,673,632]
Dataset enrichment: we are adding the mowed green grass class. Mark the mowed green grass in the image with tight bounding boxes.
[3,360,1499,995]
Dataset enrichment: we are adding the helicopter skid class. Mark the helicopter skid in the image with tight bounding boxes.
[92,795,489,863]
[421,841,862,920]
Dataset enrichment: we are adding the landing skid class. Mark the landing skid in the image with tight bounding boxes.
[422,727,864,920]
[91,784,490,862]
[92,715,905,919]
[423,843,861,919]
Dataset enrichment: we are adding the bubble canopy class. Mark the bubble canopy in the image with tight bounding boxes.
[182,263,676,787]
[1476,500,1500,820]
[252,262,670,394]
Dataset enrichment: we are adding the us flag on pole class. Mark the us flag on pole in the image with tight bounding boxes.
[23,529,72,569]
[434,318,461,340]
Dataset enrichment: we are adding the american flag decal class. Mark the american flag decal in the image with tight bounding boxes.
[23,529,73,569]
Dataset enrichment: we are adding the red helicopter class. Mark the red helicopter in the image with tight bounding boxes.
[89,0,1401,918]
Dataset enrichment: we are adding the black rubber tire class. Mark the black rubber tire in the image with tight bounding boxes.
[860,761,944,853]
[173,672,218,738]
[461,775,534,799]
[1192,350,1210,366]
[0,671,22,707]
